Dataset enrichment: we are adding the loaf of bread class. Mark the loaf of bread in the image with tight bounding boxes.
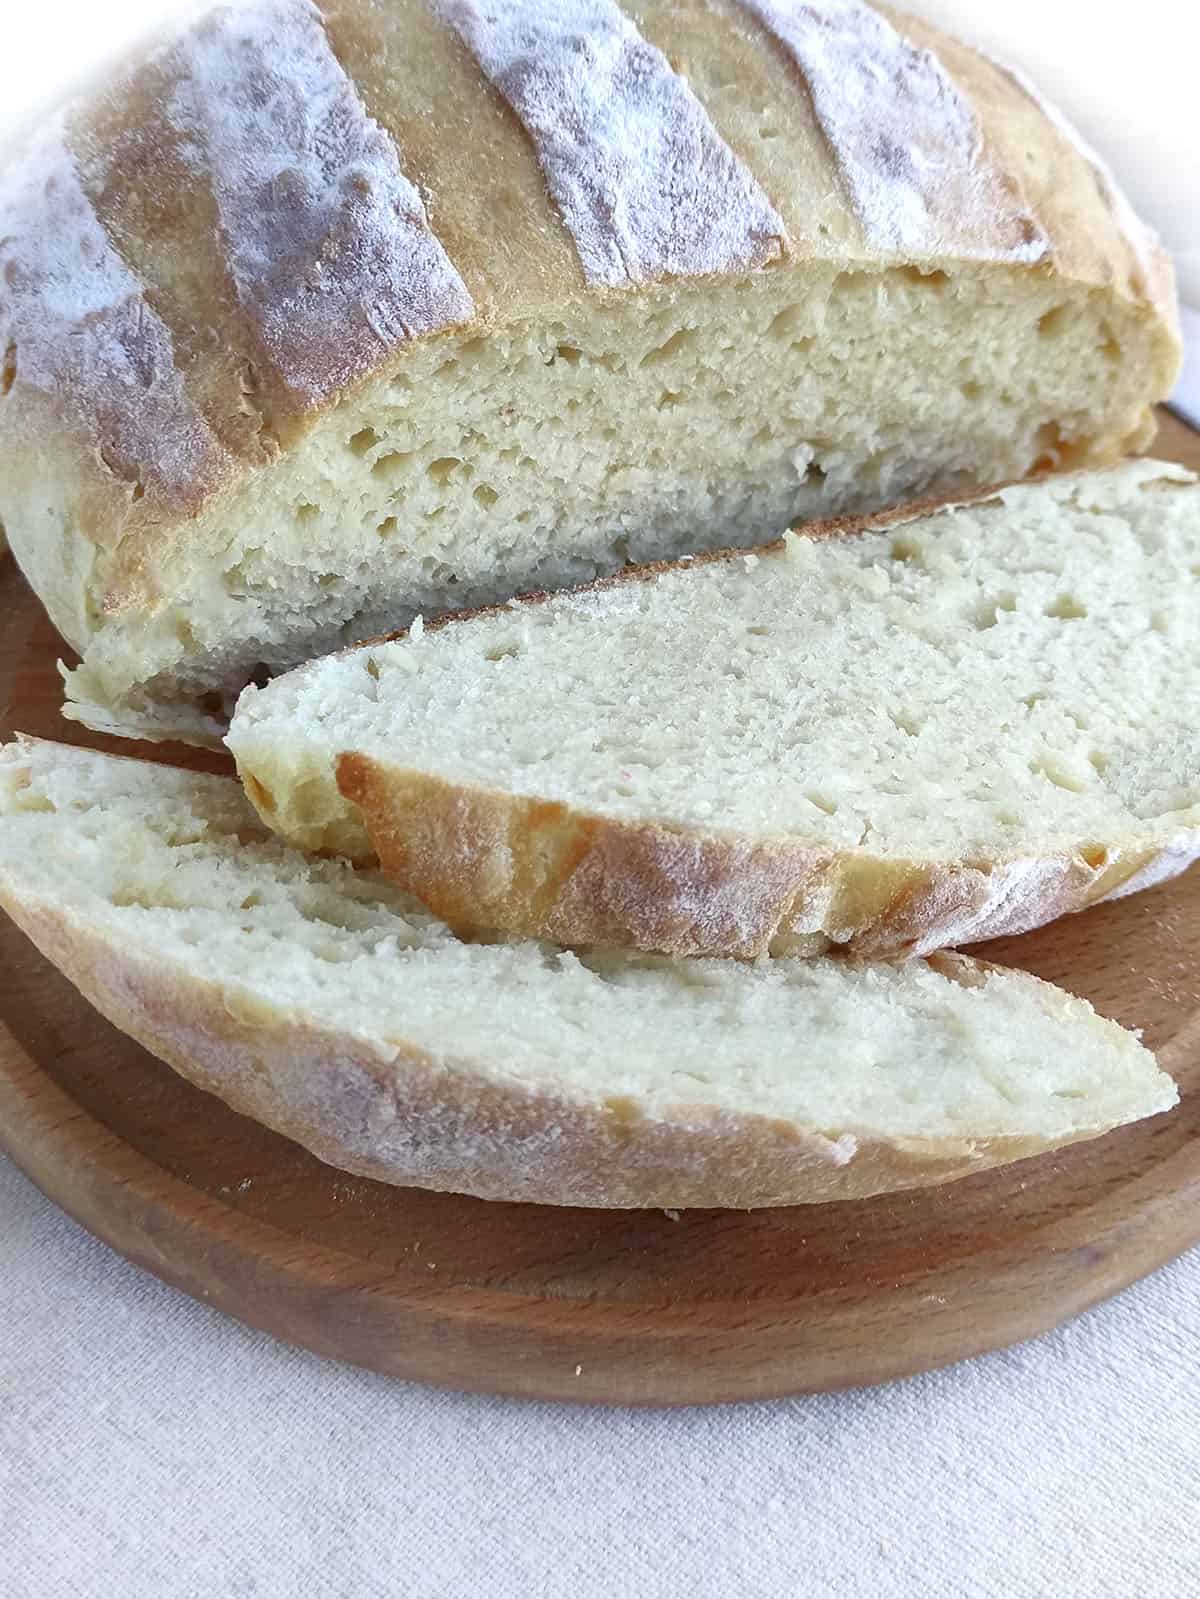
[229,461,1200,958]
[0,737,1176,1207]
[0,0,1179,744]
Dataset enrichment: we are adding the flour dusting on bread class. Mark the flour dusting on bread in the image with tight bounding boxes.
[736,0,1046,260]
[0,116,227,509]
[988,54,1161,293]
[432,0,787,286]
[170,0,475,406]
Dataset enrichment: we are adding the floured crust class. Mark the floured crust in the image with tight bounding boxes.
[428,0,788,286]
[736,0,1045,260]
[0,884,1145,1207]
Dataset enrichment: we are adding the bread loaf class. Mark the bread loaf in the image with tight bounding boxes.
[0,737,1176,1207]
[229,461,1200,959]
[0,0,1178,744]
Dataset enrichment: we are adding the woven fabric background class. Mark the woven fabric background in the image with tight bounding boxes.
[2,1152,1197,1599]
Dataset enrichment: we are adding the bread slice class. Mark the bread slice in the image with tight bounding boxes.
[229,461,1200,960]
[0,738,1175,1207]
[0,0,1177,744]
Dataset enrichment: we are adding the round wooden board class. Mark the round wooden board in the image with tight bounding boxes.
[2,413,1199,1407]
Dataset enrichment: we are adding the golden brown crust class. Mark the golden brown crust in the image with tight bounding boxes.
[334,755,1200,960]
[0,880,1137,1208]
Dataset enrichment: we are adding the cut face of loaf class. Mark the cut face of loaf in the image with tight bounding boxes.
[0,0,1177,744]
[0,738,1176,1207]
[229,462,1200,960]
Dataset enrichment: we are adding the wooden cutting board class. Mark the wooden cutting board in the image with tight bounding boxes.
[2,412,1199,1407]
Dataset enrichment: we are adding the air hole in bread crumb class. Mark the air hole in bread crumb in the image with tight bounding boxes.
[555,343,582,366]
[1037,305,1070,339]
[640,328,694,368]
[1,342,16,396]
[372,450,411,480]
[473,483,499,509]
[1045,593,1087,620]
[806,792,839,816]
[603,1095,642,1138]
[427,456,462,486]
[376,516,398,539]
[365,657,380,680]
[767,304,804,341]
[348,426,380,456]
[295,502,319,524]
[1089,751,1111,774]
[900,266,949,287]
[1031,759,1088,793]
[1031,421,1066,472]
[1083,846,1109,870]
[974,592,1016,629]
[960,379,982,401]
[12,788,55,814]
[747,625,770,636]
[244,775,276,815]
[890,534,921,563]
[484,642,521,662]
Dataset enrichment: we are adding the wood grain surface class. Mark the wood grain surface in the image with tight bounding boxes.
[1,411,1198,1406]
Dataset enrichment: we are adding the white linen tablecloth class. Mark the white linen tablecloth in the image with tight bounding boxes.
[1,1149,1197,1598]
